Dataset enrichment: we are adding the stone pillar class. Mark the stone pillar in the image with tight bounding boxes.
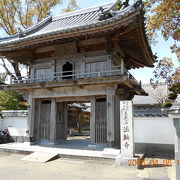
[114,93,120,146]
[50,99,57,143]
[172,118,180,180]
[168,94,180,179]
[115,100,136,167]
[27,92,35,142]
[90,97,96,143]
[120,100,134,158]
[106,85,116,146]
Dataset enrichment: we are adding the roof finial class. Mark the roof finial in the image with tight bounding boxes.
[98,7,111,21]
[99,7,104,13]
[134,0,143,8]
[46,11,52,17]
[18,27,25,38]
[122,0,129,7]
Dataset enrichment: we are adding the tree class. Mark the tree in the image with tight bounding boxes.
[63,0,79,12]
[145,0,179,54]
[0,0,78,80]
[0,72,27,110]
[168,82,180,99]
[161,82,180,107]
[141,0,179,93]
[150,57,174,87]
[0,90,28,110]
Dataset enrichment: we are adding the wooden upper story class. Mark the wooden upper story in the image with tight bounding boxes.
[0,0,155,93]
[10,39,128,84]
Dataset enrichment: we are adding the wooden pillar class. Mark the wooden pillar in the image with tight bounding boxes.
[36,100,41,142]
[121,59,124,74]
[90,97,96,143]
[50,99,56,142]
[27,92,35,142]
[106,85,116,146]
[114,93,120,146]
[64,102,68,140]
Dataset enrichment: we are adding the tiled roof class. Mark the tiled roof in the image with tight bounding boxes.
[133,83,168,105]
[0,110,28,117]
[69,103,86,109]
[0,1,142,46]
[134,107,168,117]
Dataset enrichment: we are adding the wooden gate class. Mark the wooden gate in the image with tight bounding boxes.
[38,100,51,141]
[95,98,107,143]
[56,102,67,140]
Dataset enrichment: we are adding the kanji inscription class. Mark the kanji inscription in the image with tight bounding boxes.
[120,101,134,158]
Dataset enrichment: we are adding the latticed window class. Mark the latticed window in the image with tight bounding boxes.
[34,67,53,82]
[85,61,107,78]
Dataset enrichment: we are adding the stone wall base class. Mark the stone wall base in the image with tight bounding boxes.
[135,143,174,158]
[11,136,30,143]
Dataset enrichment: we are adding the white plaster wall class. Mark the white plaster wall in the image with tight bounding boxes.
[0,119,3,130]
[134,117,175,144]
[0,114,175,144]
[0,117,28,137]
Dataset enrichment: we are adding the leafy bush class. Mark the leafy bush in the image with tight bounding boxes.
[0,90,28,110]
[169,82,180,95]
[168,92,177,100]
[162,102,172,108]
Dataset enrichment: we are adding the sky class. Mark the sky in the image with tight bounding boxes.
[0,0,179,84]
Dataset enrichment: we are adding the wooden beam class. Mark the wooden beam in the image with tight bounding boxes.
[123,81,133,89]
[77,37,107,46]
[114,42,125,58]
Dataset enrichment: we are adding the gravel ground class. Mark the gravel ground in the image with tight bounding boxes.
[0,152,176,180]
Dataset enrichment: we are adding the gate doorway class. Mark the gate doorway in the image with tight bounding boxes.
[67,102,91,141]
[33,98,108,148]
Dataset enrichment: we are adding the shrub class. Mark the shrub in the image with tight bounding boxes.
[162,102,172,108]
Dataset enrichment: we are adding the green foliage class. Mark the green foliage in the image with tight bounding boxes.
[0,90,27,110]
[0,73,8,84]
[168,82,180,100]
[169,82,180,94]
[162,102,172,108]
[113,1,122,11]
[168,92,177,100]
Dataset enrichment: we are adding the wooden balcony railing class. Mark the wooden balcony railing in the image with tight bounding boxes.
[10,65,139,85]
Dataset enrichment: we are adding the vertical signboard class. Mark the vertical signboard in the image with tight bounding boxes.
[120,100,134,158]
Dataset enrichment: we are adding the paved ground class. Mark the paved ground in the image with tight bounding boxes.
[0,152,176,180]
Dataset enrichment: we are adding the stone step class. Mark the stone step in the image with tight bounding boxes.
[0,143,118,161]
